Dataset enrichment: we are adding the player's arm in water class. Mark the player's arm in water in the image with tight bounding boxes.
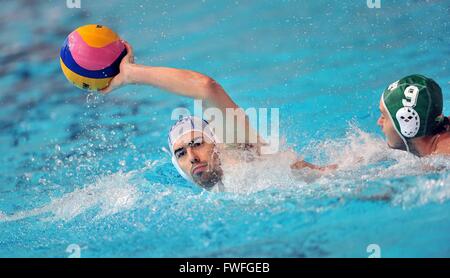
[101,41,334,172]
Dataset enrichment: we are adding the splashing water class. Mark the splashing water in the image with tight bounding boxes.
[1,123,449,257]
[0,171,140,222]
[212,123,450,207]
[3,124,449,225]
[2,121,449,229]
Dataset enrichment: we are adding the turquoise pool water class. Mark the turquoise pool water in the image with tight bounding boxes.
[0,0,449,257]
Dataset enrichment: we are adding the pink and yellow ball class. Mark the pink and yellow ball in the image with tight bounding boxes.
[60,24,126,91]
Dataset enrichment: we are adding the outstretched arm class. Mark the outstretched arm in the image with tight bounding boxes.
[101,42,238,112]
[290,160,338,171]
[101,42,335,172]
[102,41,259,146]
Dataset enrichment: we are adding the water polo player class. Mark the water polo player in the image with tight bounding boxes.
[101,42,333,188]
[378,74,450,156]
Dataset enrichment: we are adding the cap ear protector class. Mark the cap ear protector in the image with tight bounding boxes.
[395,106,420,138]
[168,116,219,183]
[171,155,194,183]
[382,74,443,152]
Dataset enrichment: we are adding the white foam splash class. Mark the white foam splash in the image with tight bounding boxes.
[220,149,304,194]
[0,171,140,222]
[1,124,448,224]
[217,123,385,194]
[219,123,450,207]
[392,173,450,208]
[305,122,394,170]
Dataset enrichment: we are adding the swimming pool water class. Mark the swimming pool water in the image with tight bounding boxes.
[0,0,449,257]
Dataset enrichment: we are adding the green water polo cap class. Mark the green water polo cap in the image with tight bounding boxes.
[382,74,444,139]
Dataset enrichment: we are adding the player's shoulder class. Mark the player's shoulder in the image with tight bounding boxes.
[435,132,450,155]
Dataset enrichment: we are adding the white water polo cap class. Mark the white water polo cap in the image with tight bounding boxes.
[168,116,218,182]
